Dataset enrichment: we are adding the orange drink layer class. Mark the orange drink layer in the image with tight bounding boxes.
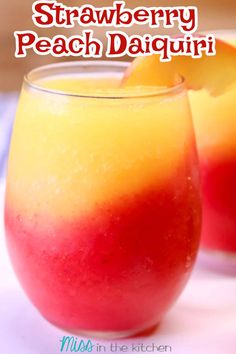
[5,62,201,337]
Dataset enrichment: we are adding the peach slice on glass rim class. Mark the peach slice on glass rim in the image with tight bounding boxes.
[122,39,236,96]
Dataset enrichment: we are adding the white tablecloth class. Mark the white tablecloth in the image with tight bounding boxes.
[0,180,236,354]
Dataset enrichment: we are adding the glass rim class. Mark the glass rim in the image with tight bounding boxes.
[24,60,185,100]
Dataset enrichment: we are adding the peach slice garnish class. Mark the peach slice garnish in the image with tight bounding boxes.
[123,39,236,95]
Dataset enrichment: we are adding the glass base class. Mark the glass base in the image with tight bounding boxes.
[199,249,236,275]
[48,319,159,339]
[66,328,144,339]
[71,324,159,339]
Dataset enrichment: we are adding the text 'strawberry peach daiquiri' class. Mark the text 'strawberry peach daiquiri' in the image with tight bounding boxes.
[5,62,201,338]
[123,35,236,266]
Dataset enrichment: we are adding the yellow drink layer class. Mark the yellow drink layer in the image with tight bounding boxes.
[189,82,236,160]
[7,76,193,220]
[190,32,236,161]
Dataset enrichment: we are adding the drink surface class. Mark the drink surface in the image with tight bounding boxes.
[190,32,236,253]
[5,73,200,333]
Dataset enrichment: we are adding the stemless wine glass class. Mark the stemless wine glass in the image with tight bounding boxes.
[5,61,201,338]
[189,30,236,268]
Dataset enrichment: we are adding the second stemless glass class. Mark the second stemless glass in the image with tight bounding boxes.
[5,61,201,338]
[189,30,236,265]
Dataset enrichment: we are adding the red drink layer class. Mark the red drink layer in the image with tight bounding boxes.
[201,157,236,253]
[5,161,200,333]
